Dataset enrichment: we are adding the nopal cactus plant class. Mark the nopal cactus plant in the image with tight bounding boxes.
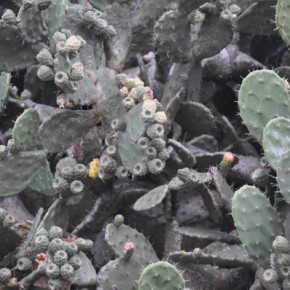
[3,0,290,289]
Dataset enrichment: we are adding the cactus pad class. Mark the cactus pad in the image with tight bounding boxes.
[133,184,169,212]
[0,151,48,196]
[39,109,100,153]
[263,117,290,170]
[98,255,145,290]
[276,0,290,45]
[105,221,158,264]
[138,261,185,290]
[276,149,290,205]
[0,72,10,115]
[232,185,284,268]
[238,69,290,141]
[13,108,40,151]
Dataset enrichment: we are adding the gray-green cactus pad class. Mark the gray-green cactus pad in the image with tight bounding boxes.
[232,185,284,268]
[72,252,97,286]
[13,108,40,151]
[238,69,290,141]
[0,151,48,197]
[263,117,290,170]
[118,131,147,172]
[276,149,290,205]
[39,109,100,153]
[98,255,147,290]
[0,72,10,115]
[0,23,40,72]
[105,222,158,264]
[28,159,54,196]
[276,0,290,45]
[138,261,185,290]
[133,184,169,212]
[37,198,69,231]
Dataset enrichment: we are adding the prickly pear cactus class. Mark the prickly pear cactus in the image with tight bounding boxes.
[232,185,284,268]
[138,261,185,290]
[105,216,158,264]
[133,184,169,212]
[0,151,49,197]
[12,108,40,151]
[0,72,10,115]
[276,0,290,45]
[98,75,170,180]
[238,69,290,141]
[263,117,290,170]
[276,149,290,205]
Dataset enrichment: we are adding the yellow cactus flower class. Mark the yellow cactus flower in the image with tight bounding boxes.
[88,159,100,179]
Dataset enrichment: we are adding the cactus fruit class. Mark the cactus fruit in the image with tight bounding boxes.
[46,263,60,279]
[219,152,235,177]
[0,268,11,285]
[17,258,33,271]
[49,226,64,240]
[273,236,290,253]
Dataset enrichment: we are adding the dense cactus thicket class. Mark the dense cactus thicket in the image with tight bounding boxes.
[2,0,290,289]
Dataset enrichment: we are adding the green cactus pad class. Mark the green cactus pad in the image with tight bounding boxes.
[0,227,22,260]
[193,6,233,60]
[17,1,49,43]
[232,185,284,268]
[37,198,69,232]
[13,109,40,151]
[28,159,54,196]
[46,0,67,52]
[118,131,147,172]
[133,184,169,212]
[238,69,290,141]
[39,109,100,153]
[66,70,98,106]
[105,221,158,264]
[276,149,290,204]
[72,252,97,287]
[103,2,132,71]
[168,245,257,271]
[276,0,290,45]
[175,102,216,137]
[236,0,277,35]
[154,9,192,63]
[0,72,10,115]
[125,103,146,142]
[168,139,196,168]
[0,23,40,72]
[138,261,185,290]
[98,255,146,290]
[263,117,290,170]
[0,151,47,197]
